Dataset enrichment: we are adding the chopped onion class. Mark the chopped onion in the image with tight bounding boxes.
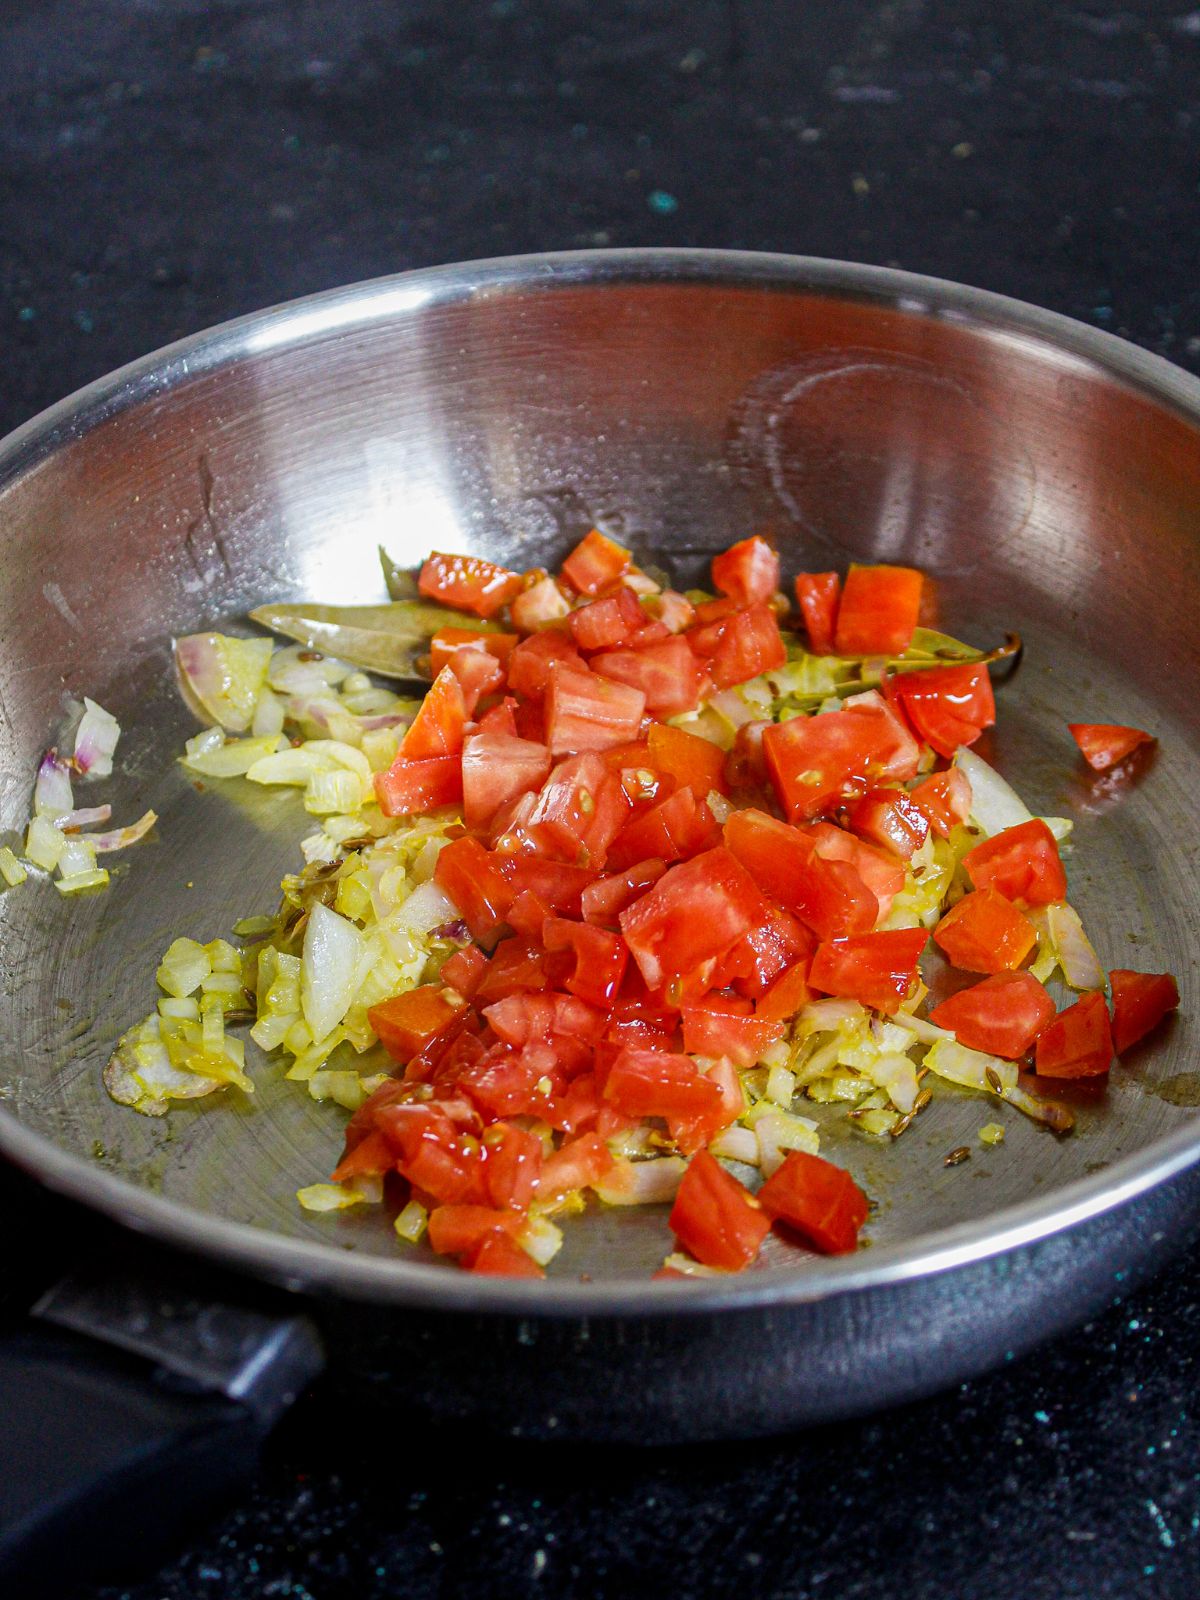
[520,1215,565,1264]
[952,746,1032,837]
[104,1015,224,1116]
[268,645,354,693]
[924,1038,1017,1094]
[660,1252,726,1278]
[55,867,110,895]
[394,1200,429,1243]
[73,698,121,778]
[34,751,74,817]
[301,903,366,1042]
[185,726,225,760]
[864,1052,920,1113]
[765,1064,797,1106]
[183,734,284,778]
[91,810,158,853]
[708,687,761,730]
[393,880,459,937]
[251,687,286,738]
[296,1182,368,1213]
[57,835,98,878]
[57,804,112,831]
[710,1125,761,1165]
[594,1156,688,1206]
[176,635,273,733]
[754,1110,820,1176]
[304,770,364,816]
[706,789,734,824]
[1029,902,1106,991]
[890,1012,955,1046]
[156,936,213,999]
[0,847,27,887]
[24,815,65,871]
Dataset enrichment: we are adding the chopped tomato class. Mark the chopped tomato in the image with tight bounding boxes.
[504,887,551,941]
[476,697,520,737]
[456,1050,554,1120]
[757,1150,868,1255]
[506,629,585,701]
[568,586,645,651]
[667,1055,745,1153]
[480,1122,544,1210]
[560,528,632,595]
[932,888,1037,974]
[522,753,630,867]
[542,917,630,1007]
[794,571,840,655]
[680,999,785,1067]
[646,721,728,798]
[441,944,487,999]
[668,1151,770,1271]
[461,731,551,831]
[498,856,594,917]
[846,786,931,861]
[430,626,518,674]
[428,1204,524,1258]
[545,662,646,754]
[763,695,918,823]
[910,766,973,837]
[539,1131,614,1197]
[467,1232,545,1278]
[1035,991,1113,1078]
[888,662,995,758]
[1069,723,1155,772]
[329,1129,395,1183]
[369,984,468,1062]
[591,637,703,716]
[379,1105,484,1206]
[963,819,1068,907]
[805,820,905,920]
[724,721,769,792]
[711,535,779,605]
[1109,969,1180,1054]
[606,786,718,873]
[723,808,877,940]
[756,959,814,1021]
[447,647,505,716]
[434,835,512,946]
[374,753,463,816]
[581,858,668,925]
[833,563,923,655]
[473,938,553,1004]
[483,992,605,1049]
[687,601,786,689]
[626,620,673,650]
[714,905,815,998]
[510,574,571,633]
[928,972,1056,1058]
[604,1048,725,1122]
[418,551,523,618]
[807,928,928,1014]
[619,846,768,993]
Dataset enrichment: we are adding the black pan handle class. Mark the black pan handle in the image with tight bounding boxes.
[0,1248,324,1596]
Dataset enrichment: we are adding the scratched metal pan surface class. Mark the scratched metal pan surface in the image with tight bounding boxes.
[0,252,1198,1430]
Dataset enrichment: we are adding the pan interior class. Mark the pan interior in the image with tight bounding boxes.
[1,256,1197,1289]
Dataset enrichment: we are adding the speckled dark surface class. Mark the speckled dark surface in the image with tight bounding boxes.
[4,1,1200,1595]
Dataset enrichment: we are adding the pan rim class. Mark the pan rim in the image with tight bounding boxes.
[2,245,1198,1317]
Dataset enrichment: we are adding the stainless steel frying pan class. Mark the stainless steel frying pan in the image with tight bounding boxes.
[1,253,1198,1577]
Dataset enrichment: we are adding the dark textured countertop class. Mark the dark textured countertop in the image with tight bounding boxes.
[4,3,1200,1596]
